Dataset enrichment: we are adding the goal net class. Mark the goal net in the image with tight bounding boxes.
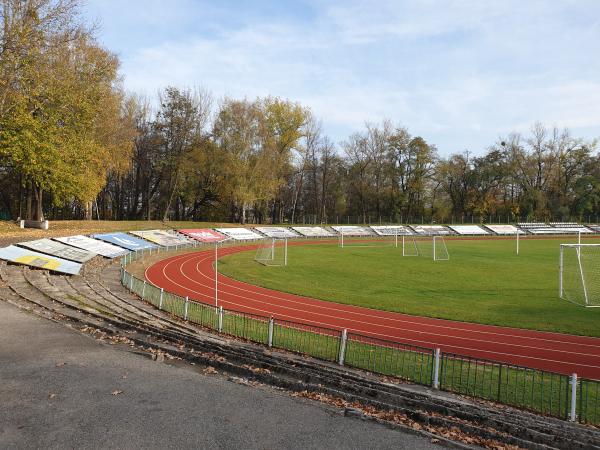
[402,235,449,261]
[338,232,399,248]
[255,238,288,266]
[560,244,600,307]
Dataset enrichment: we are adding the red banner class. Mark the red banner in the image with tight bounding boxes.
[178,229,227,242]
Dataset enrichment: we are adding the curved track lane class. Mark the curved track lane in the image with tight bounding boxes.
[145,242,600,379]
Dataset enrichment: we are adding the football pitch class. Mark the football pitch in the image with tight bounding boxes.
[218,236,600,338]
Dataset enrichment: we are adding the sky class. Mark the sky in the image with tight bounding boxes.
[84,0,600,156]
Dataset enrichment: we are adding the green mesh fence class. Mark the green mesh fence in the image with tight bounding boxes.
[439,353,571,418]
[579,378,600,424]
[345,333,434,385]
[272,319,341,362]
[221,309,270,344]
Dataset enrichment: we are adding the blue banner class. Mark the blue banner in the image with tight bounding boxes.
[92,232,158,250]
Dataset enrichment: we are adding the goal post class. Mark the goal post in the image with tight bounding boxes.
[433,236,449,261]
[559,244,600,307]
[255,238,288,266]
[402,235,449,261]
[402,235,419,256]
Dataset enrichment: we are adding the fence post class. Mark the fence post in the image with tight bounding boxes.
[338,329,348,366]
[268,316,274,347]
[159,288,164,310]
[570,373,578,422]
[129,274,133,291]
[184,296,189,320]
[433,348,441,389]
[141,281,146,299]
[218,306,224,332]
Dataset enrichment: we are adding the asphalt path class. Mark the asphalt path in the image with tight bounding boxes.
[0,301,442,450]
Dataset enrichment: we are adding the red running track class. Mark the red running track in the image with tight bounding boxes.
[145,241,600,380]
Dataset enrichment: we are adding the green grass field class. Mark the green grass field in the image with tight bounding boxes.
[219,236,600,337]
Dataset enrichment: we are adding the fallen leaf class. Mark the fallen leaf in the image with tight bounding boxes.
[203,366,218,375]
[55,362,66,367]
[111,390,123,396]
[48,393,57,399]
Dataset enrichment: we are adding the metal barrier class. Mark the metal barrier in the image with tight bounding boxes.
[119,245,600,425]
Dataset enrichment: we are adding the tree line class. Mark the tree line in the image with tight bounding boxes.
[1,1,599,225]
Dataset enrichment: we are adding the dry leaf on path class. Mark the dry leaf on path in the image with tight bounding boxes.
[111,390,123,396]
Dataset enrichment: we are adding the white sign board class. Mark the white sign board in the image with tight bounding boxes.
[129,230,191,246]
[370,226,413,236]
[55,235,128,258]
[254,227,299,238]
[331,226,373,236]
[484,225,524,235]
[215,227,263,240]
[0,245,82,275]
[18,238,96,262]
[292,227,336,237]
[448,225,489,235]
[411,225,453,235]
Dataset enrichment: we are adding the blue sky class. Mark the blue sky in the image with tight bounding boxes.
[85,0,600,155]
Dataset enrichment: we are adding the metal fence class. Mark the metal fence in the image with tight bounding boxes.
[119,245,600,425]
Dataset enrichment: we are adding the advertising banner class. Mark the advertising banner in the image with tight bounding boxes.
[93,232,158,250]
[292,227,335,237]
[215,227,263,240]
[55,235,128,258]
[410,225,453,235]
[484,225,523,235]
[370,226,413,236]
[448,225,489,235]
[18,238,95,263]
[178,229,227,242]
[129,230,191,247]
[254,227,299,238]
[331,226,372,236]
[0,245,82,275]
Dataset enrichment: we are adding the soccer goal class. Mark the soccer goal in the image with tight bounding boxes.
[402,235,449,261]
[255,238,288,266]
[559,244,600,307]
[338,232,399,248]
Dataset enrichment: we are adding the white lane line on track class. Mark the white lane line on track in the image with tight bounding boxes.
[146,251,600,363]
[148,247,600,344]
[193,247,600,346]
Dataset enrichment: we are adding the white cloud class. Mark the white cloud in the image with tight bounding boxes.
[87,0,600,155]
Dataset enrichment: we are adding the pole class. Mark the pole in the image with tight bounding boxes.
[214,241,218,307]
[284,239,288,266]
[516,228,520,255]
[559,245,564,298]
[569,373,578,422]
